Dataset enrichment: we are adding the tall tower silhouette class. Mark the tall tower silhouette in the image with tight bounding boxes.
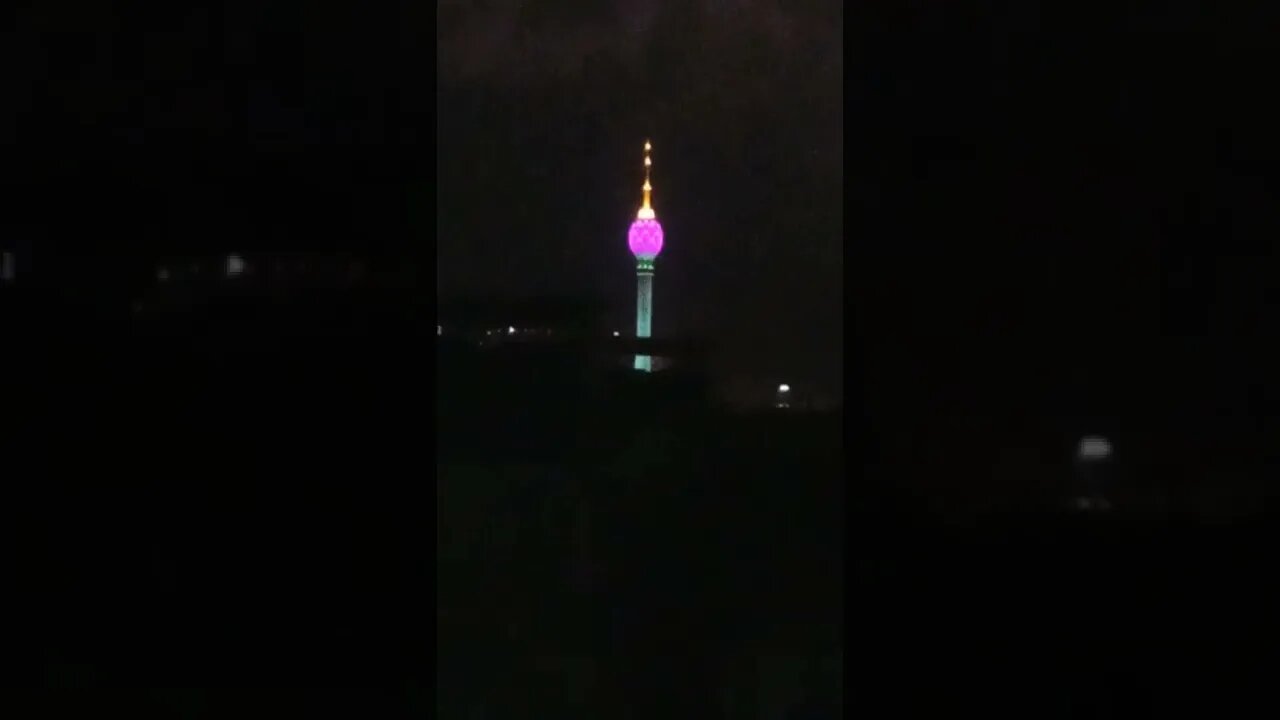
[627,140,664,372]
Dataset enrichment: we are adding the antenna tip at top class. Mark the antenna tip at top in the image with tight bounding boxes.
[644,140,652,152]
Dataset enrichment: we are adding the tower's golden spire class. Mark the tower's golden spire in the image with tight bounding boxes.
[638,139,655,220]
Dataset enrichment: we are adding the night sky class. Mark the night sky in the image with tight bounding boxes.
[24,4,1279,441]
[437,1,844,403]
[4,4,842,400]
[862,6,1280,469]
[6,6,424,263]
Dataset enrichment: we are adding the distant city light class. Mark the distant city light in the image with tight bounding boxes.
[775,383,792,409]
[613,331,621,337]
[1072,496,1111,512]
[438,325,442,336]
[1077,436,1112,461]
[226,254,245,277]
[507,326,516,335]
[156,267,170,282]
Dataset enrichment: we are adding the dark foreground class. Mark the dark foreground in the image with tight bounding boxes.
[436,338,843,717]
[4,294,422,713]
[20,293,1274,715]
[436,417,844,718]
[857,512,1280,715]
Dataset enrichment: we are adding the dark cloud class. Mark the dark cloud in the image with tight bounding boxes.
[437,0,842,214]
[438,1,647,86]
[438,1,840,96]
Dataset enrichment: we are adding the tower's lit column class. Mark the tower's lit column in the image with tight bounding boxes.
[635,258,655,371]
[627,140,664,373]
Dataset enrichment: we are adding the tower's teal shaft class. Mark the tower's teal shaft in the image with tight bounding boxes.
[634,266,653,372]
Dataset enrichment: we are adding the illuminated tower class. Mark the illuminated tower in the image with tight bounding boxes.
[627,140,664,372]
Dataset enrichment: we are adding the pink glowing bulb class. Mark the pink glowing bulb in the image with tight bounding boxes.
[628,218,664,259]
